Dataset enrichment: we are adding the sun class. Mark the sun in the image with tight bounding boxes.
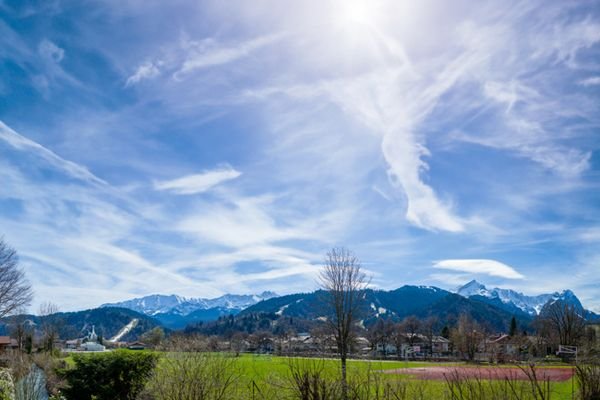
[337,0,379,27]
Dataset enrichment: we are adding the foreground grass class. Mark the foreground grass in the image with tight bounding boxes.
[62,352,579,399]
[234,354,577,398]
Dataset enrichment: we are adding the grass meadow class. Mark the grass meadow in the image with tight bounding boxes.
[63,352,580,399]
[233,354,577,399]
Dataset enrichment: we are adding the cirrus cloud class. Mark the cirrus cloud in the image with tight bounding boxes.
[433,259,525,279]
[154,165,241,195]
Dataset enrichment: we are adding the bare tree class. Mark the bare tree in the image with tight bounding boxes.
[366,319,387,358]
[319,247,369,400]
[399,316,421,347]
[451,314,482,361]
[8,308,29,352]
[422,316,439,358]
[0,238,33,319]
[38,302,61,352]
[541,300,586,346]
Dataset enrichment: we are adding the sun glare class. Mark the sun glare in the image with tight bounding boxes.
[337,0,378,26]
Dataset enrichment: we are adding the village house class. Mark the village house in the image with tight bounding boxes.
[0,336,18,352]
[0,336,12,351]
[481,334,521,362]
[375,334,451,358]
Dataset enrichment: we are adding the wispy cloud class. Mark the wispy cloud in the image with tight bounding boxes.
[175,34,283,77]
[38,39,64,63]
[1,0,599,311]
[578,76,600,86]
[0,121,107,185]
[154,166,241,195]
[125,60,161,86]
[433,259,525,279]
[125,33,284,87]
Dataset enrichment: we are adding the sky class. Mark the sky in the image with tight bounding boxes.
[0,0,599,313]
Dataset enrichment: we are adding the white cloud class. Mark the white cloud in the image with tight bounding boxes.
[38,39,64,63]
[0,120,107,185]
[433,259,525,279]
[246,65,470,232]
[175,34,283,77]
[154,166,241,195]
[578,76,600,86]
[125,60,161,86]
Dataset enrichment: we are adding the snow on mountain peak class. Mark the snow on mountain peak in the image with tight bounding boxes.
[456,280,490,297]
[455,281,581,316]
[101,291,279,317]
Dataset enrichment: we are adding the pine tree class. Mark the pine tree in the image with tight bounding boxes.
[441,325,450,339]
[509,316,517,336]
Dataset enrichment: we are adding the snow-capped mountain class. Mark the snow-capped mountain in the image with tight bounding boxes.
[101,292,278,317]
[456,280,581,316]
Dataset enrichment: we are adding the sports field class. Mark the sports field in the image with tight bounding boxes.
[63,352,580,399]
[232,354,578,399]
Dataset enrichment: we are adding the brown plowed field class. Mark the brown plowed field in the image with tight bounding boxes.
[383,366,574,381]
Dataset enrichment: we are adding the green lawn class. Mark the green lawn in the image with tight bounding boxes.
[60,351,580,399]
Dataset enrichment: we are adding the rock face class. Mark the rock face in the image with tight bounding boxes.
[456,280,582,316]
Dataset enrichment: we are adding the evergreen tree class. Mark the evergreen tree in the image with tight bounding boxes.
[509,316,517,336]
[441,325,450,339]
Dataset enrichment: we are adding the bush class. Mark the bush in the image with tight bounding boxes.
[576,363,600,400]
[0,369,15,400]
[61,350,158,400]
[144,336,240,400]
[285,358,340,400]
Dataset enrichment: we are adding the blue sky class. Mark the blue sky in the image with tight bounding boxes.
[1,0,599,312]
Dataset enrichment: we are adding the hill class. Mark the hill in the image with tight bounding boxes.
[1,307,161,342]
[240,285,528,332]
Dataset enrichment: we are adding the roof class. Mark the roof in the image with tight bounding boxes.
[0,336,11,345]
[488,334,512,344]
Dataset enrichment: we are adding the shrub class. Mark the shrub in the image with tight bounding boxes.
[144,336,240,400]
[0,369,15,400]
[576,363,600,400]
[61,350,158,400]
[285,358,340,400]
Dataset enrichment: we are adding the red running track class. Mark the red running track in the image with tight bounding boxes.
[382,366,574,381]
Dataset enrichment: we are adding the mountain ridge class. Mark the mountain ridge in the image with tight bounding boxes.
[455,280,581,316]
[98,282,597,331]
[101,291,278,315]
[101,292,278,329]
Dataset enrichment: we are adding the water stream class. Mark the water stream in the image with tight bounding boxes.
[14,366,48,400]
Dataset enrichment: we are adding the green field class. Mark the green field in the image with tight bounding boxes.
[62,352,580,399]
[232,354,577,399]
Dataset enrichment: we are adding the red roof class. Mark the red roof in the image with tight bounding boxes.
[0,336,11,345]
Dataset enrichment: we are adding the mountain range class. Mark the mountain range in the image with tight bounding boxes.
[100,282,598,332]
[3,282,594,342]
[101,292,278,329]
[455,280,581,316]
[233,282,598,332]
